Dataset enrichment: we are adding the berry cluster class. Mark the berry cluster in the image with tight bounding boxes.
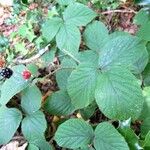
[0,67,13,79]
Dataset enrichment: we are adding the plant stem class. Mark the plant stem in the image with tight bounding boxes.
[62,49,80,64]
[13,44,51,64]
[101,9,137,15]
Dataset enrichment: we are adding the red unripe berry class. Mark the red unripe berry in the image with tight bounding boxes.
[22,70,31,80]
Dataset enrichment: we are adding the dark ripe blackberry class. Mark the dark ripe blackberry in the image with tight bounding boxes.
[0,67,13,79]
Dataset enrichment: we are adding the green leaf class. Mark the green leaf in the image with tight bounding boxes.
[141,117,150,138]
[27,135,53,150]
[80,102,97,120]
[27,63,38,75]
[143,62,150,86]
[137,21,150,41]
[54,119,94,149]
[56,23,81,55]
[0,106,22,144]
[75,145,95,150]
[18,24,36,42]
[140,87,150,120]
[22,111,47,142]
[35,140,53,150]
[147,42,150,58]
[57,0,76,5]
[109,31,130,38]
[136,0,150,5]
[67,63,98,109]
[83,21,109,52]
[63,3,96,26]
[131,45,148,74]
[21,85,42,115]
[94,122,129,150]
[21,0,28,4]
[140,87,150,137]
[108,33,148,74]
[77,50,98,64]
[0,65,30,105]
[30,138,53,150]
[41,47,56,66]
[56,58,77,90]
[42,17,63,42]
[28,144,39,150]
[99,35,147,71]
[143,131,150,147]
[134,9,150,25]
[118,119,141,150]
[95,67,144,120]
[14,42,27,55]
[44,90,75,116]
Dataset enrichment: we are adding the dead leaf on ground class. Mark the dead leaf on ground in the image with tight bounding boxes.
[0,142,27,150]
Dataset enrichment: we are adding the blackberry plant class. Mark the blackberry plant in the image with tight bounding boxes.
[0,0,150,149]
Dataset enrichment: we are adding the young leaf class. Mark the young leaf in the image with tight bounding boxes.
[42,17,63,42]
[21,85,42,115]
[95,67,144,120]
[67,63,98,109]
[22,111,47,142]
[94,122,129,150]
[83,21,109,52]
[0,65,30,105]
[99,35,147,71]
[63,3,96,26]
[54,119,94,149]
[0,106,22,144]
[56,23,81,55]
[44,90,75,116]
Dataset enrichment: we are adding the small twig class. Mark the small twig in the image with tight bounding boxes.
[13,44,50,64]
[44,66,61,79]
[42,90,53,103]
[62,49,80,64]
[101,9,137,15]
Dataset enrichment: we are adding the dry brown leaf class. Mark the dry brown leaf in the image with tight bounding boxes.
[0,142,27,150]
